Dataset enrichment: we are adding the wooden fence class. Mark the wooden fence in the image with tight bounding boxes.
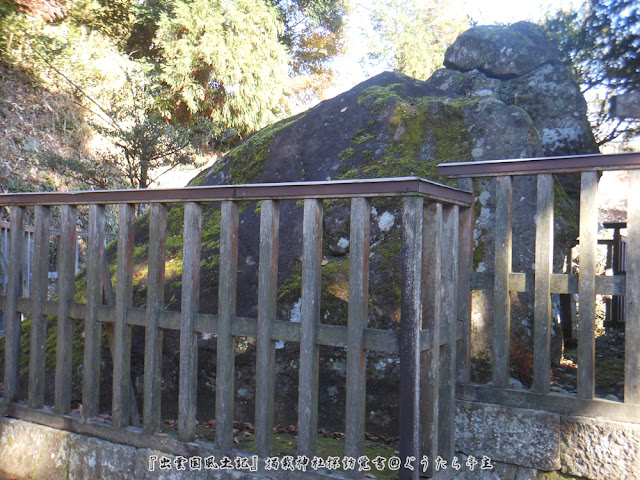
[438,152,640,422]
[0,220,117,296]
[0,178,473,480]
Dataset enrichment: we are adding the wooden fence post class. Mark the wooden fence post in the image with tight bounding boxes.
[4,206,25,404]
[216,201,239,451]
[457,179,474,383]
[179,202,201,442]
[493,176,513,389]
[439,204,459,464]
[345,197,371,478]
[112,204,135,428]
[297,198,323,459]
[83,204,106,420]
[625,170,640,403]
[144,203,167,433]
[28,205,50,409]
[533,174,554,394]
[55,205,77,414]
[255,200,280,456]
[421,202,442,478]
[400,195,424,480]
[578,171,598,399]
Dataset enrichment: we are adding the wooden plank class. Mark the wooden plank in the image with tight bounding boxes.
[83,204,106,420]
[399,195,424,480]
[625,170,640,404]
[493,176,513,389]
[458,383,640,424]
[297,198,323,459]
[438,205,459,463]
[55,205,77,414]
[420,202,441,478]
[255,200,279,456]
[179,202,201,442]
[438,151,640,178]
[472,272,625,296]
[457,178,473,383]
[345,197,371,476]
[0,177,473,208]
[216,201,239,451]
[533,174,554,394]
[28,206,50,409]
[143,203,167,433]
[112,204,135,428]
[578,171,598,399]
[4,206,25,404]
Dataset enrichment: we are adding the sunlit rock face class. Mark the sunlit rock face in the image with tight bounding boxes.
[146,22,597,434]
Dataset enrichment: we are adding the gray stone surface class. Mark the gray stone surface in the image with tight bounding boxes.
[444,22,558,78]
[0,417,70,480]
[559,416,640,480]
[68,434,139,480]
[426,22,598,369]
[456,401,562,471]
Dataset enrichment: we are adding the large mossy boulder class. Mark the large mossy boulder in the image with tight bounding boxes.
[130,22,597,434]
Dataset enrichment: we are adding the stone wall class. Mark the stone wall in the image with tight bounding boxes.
[456,401,640,480]
[1,408,637,480]
[0,417,268,480]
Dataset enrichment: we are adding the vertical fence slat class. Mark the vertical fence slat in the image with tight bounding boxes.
[255,200,279,456]
[533,174,554,394]
[24,229,32,296]
[297,198,323,459]
[179,202,201,442]
[457,178,474,383]
[578,171,598,399]
[55,205,77,414]
[28,206,50,409]
[438,204,459,463]
[216,201,239,451]
[4,206,25,404]
[625,170,640,404]
[345,197,371,475]
[112,204,135,428]
[144,203,167,433]
[83,204,106,420]
[493,175,513,389]
[420,202,441,478]
[400,196,424,480]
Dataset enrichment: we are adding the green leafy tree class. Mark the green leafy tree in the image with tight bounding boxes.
[365,0,470,81]
[271,0,348,103]
[543,0,640,145]
[154,0,289,136]
[71,0,349,112]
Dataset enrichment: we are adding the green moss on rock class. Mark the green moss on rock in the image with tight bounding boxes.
[357,83,406,115]
[342,93,477,185]
[210,112,306,185]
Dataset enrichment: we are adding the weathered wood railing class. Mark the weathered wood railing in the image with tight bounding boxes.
[0,178,472,479]
[0,220,117,293]
[439,152,640,423]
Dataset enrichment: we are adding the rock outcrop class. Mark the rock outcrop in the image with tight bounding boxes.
[131,22,598,434]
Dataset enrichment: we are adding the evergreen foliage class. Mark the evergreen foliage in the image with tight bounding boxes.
[0,0,348,191]
[154,0,288,135]
[365,0,470,81]
[543,0,640,145]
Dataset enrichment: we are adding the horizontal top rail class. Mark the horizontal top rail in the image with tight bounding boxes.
[0,177,472,207]
[437,152,640,178]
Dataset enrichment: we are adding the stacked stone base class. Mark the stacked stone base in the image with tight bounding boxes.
[456,400,640,480]
[0,404,638,479]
